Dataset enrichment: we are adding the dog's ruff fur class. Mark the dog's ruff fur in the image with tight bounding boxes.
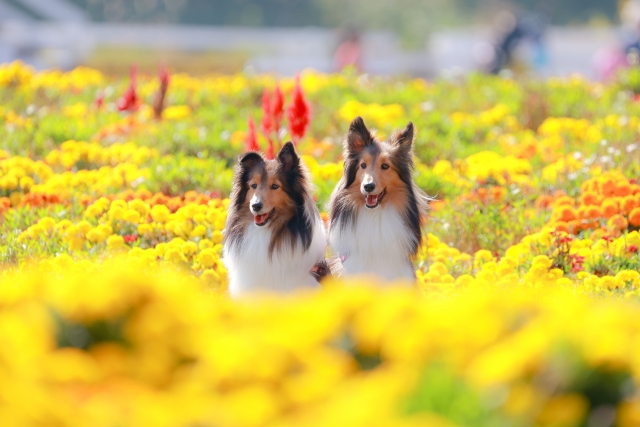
[224,216,326,295]
[328,116,430,283]
[223,142,327,296]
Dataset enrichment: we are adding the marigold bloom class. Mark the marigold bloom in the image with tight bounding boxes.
[558,206,577,222]
[584,205,603,220]
[601,199,619,217]
[601,178,616,197]
[607,214,628,231]
[629,207,640,227]
[580,191,601,206]
[615,181,632,197]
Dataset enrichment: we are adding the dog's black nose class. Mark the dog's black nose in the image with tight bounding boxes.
[363,183,376,193]
[251,202,263,212]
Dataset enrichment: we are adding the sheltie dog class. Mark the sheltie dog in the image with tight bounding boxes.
[223,142,327,296]
[327,116,430,282]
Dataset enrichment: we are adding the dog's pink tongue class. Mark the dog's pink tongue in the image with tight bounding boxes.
[255,213,268,223]
[366,194,378,206]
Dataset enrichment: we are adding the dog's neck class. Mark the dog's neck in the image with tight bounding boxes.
[223,216,327,296]
[329,204,417,281]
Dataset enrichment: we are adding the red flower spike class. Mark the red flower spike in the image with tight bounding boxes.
[117,64,139,112]
[265,137,275,160]
[246,115,260,152]
[630,245,638,254]
[273,84,284,129]
[286,74,311,144]
[260,87,274,136]
[159,65,170,87]
[153,64,171,120]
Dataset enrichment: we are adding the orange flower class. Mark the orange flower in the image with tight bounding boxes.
[567,220,582,234]
[167,197,183,212]
[601,178,616,197]
[194,194,211,205]
[608,214,628,231]
[558,206,577,222]
[429,200,447,211]
[150,193,169,206]
[554,196,575,207]
[476,187,488,203]
[615,181,632,197]
[555,222,569,233]
[491,186,506,201]
[601,199,619,217]
[0,197,11,213]
[584,205,603,220]
[580,191,601,206]
[185,190,199,202]
[630,207,640,227]
[535,195,553,210]
[135,189,153,200]
[576,206,588,220]
[620,195,638,215]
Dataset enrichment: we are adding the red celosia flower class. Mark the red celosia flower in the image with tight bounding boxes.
[630,245,638,254]
[265,137,275,160]
[286,74,311,143]
[117,65,139,112]
[246,115,260,152]
[124,234,138,244]
[273,84,284,129]
[260,88,274,136]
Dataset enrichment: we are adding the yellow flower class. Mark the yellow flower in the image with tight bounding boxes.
[164,247,186,263]
[191,224,207,238]
[106,235,125,250]
[77,220,92,235]
[138,223,152,235]
[123,209,141,224]
[163,105,192,120]
[151,204,171,223]
[197,248,217,268]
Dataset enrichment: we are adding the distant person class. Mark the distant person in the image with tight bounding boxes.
[594,0,640,80]
[334,28,362,72]
[486,9,548,75]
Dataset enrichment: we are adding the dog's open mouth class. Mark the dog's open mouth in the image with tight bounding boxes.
[254,210,273,226]
[365,190,385,209]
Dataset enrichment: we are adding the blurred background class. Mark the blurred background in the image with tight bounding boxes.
[1,0,639,79]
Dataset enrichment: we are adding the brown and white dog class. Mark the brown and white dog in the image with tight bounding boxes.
[223,142,327,296]
[327,116,430,282]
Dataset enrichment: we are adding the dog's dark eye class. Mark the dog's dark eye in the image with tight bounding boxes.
[360,163,366,169]
[251,183,257,189]
[270,183,279,190]
[381,163,390,170]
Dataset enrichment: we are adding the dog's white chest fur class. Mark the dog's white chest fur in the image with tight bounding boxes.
[223,219,326,296]
[329,206,416,282]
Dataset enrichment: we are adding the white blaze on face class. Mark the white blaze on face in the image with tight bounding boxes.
[249,194,261,214]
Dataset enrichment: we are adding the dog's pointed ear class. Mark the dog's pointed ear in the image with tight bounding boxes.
[390,122,414,150]
[346,116,373,155]
[277,141,300,173]
[238,151,264,171]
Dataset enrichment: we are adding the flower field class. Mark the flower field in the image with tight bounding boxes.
[1,60,640,426]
